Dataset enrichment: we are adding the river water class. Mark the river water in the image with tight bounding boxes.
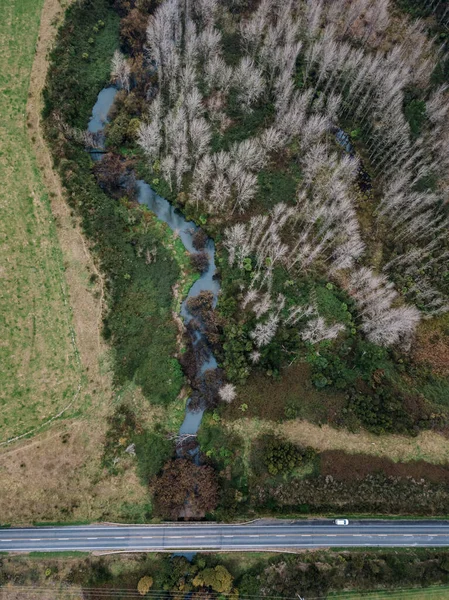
[88,86,220,439]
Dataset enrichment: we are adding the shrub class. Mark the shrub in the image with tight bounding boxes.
[193,566,234,593]
[190,251,209,274]
[137,576,153,595]
[133,431,173,484]
[192,228,208,251]
[262,436,305,476]
[153,459,219,519]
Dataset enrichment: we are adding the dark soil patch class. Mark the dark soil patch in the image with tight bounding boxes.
[221,362,346,423]
[321,450,449,484]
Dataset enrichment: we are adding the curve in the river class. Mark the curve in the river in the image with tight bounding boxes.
[88,86,220,439]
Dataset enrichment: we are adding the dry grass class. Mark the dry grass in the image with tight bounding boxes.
[0,554,84,600]
[0,383,160,524]
[412,314,449,378]
[0,0,82,441]
[228,417,449,465]
[0,585,83,600]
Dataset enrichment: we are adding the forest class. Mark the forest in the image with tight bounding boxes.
[114,0,449,429]
[39,0,449,524]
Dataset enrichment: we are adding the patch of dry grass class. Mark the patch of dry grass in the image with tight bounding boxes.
[228,417,449,465]
[0,383,160,524]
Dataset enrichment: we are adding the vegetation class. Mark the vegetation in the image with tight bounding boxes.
[43,0,186,404]
[22,0,449,526]
[0,0,81,441]
[153,458,219,519]
[117,0,449,447]
[4,549,449,599]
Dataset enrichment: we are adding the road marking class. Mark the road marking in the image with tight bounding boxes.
[1,539,12,542]
[58,538,70,541]
[87,537,98,540]
[276,535,286,538]
[302,535,311,537]
[223,535,234,538]
[249,535,259,537]
[327,535,336,537]
[168,536,182,539]
[114,537,125,539]
[141,537,153,539]
[29,539,42,541]
[195,536,206,538]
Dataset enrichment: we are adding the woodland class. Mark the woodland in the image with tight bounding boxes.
[126,0,449,430]
[41,0,449,523]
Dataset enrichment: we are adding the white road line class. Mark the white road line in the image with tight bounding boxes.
[195,536,206,538]
[302,535,311,537]
[223,535,234,538]
[1,539,12,542]
[276,535,286,538]
[58,538,70,541]
[168,536,182,539]
[87,537,98,540]
[29,539,42,541]
[114,537,125,539]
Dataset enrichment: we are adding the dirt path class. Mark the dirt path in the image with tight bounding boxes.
[26,0,111,399]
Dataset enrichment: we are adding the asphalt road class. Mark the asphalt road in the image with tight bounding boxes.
[1,521,449,552]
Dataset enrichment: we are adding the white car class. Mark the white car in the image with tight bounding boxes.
[335,519,349,526]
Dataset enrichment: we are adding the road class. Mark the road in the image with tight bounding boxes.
[1,521,449,552]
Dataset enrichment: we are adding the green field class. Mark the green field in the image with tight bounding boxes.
[0,0,80,441]
[331,586,449,599]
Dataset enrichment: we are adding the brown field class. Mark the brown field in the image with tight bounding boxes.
[222,362,346,423]
[320,450,449,484]
[0,385,156,524]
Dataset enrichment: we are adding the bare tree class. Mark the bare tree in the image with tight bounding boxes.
[111,50,130,92]
[219,383,237,403]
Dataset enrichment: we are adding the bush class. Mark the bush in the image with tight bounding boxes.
[153,459,219,519]
[193,566,234,593]
[262,436,308,476]
[190,251,209,274]
[133,431,173,484]
[137,576,153,595]
[347,388,415,435]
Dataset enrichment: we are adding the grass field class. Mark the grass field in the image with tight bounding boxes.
[330,586,449,599]
[0,0,81,441]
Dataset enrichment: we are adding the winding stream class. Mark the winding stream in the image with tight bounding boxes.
[88,86,220,439]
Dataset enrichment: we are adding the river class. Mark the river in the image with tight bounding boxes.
[88,86,220,442]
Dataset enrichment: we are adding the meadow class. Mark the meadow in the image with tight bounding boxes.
[0,0,81,441]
